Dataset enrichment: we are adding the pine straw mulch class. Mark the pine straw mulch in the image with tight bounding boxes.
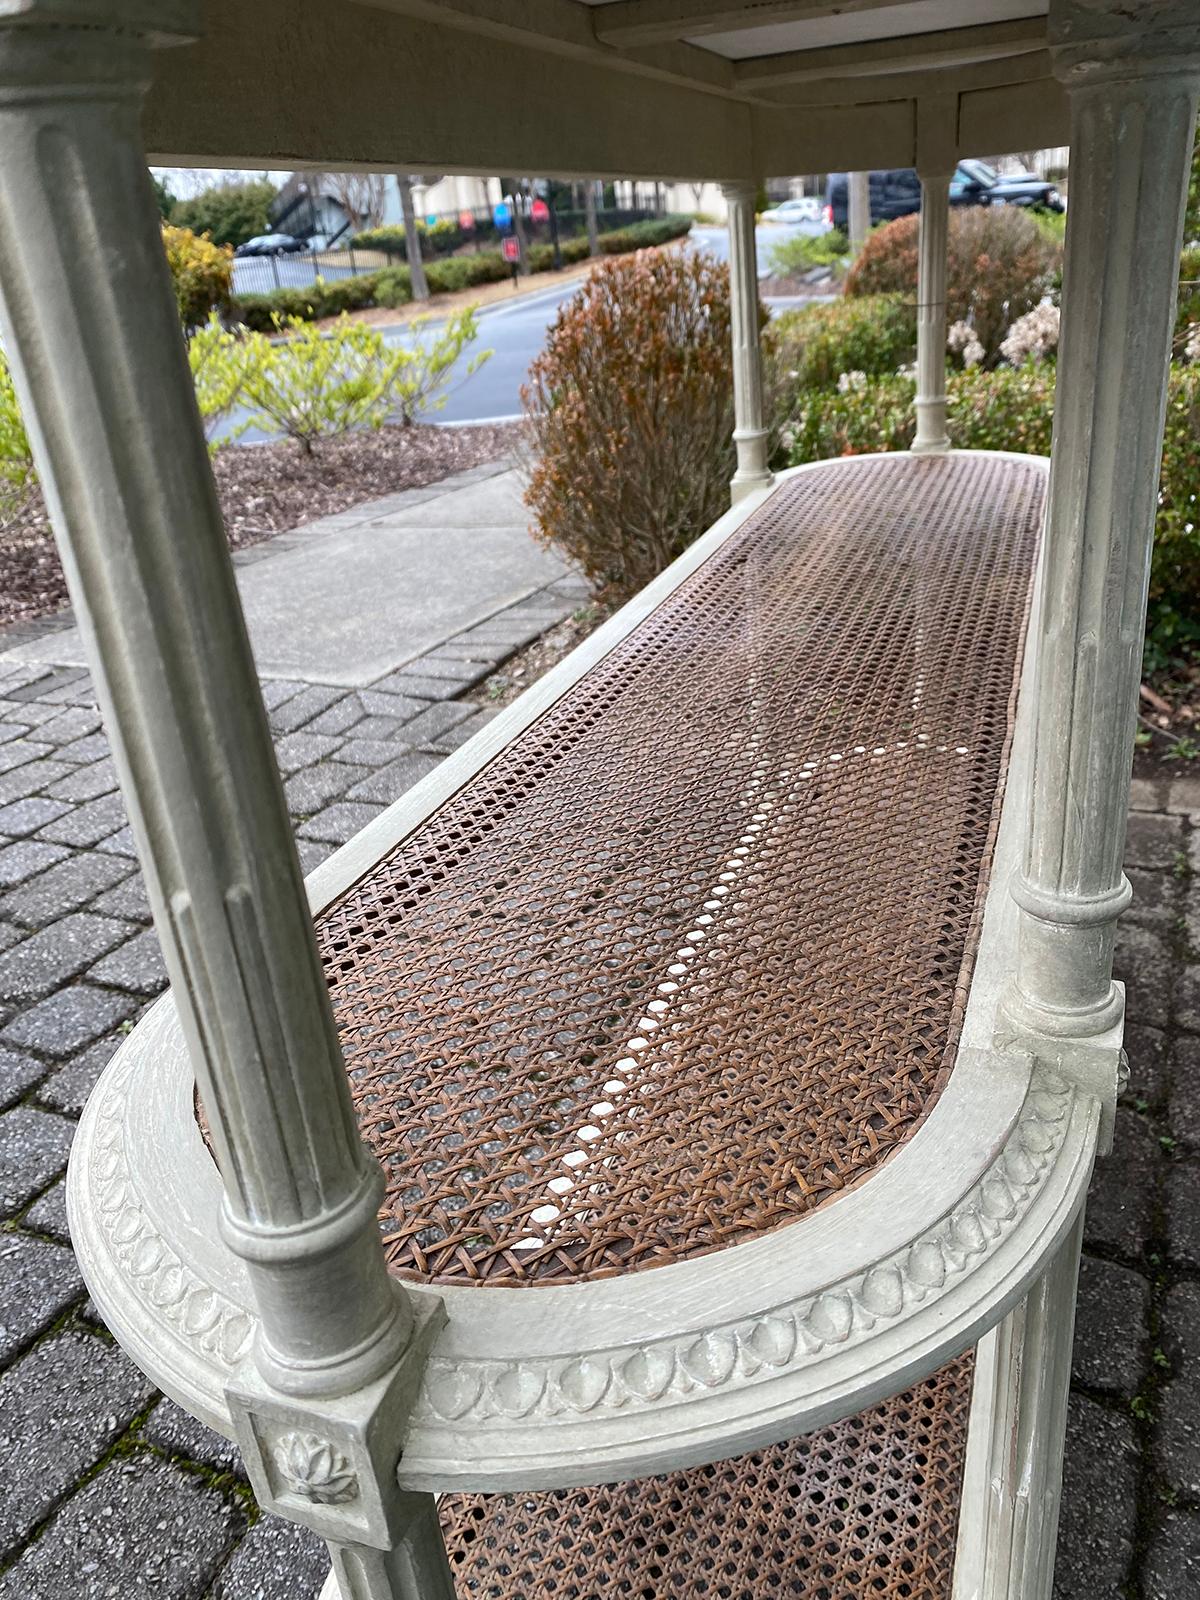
[0,422,522,629]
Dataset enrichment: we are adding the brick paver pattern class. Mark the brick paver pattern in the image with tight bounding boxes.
[0,572,589,1600]
[1,604,1199,1594]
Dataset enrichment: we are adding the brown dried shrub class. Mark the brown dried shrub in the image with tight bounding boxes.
[520,250,739,600]
[844,205,1059,365]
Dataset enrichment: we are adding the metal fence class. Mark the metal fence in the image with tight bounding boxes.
[231,204,669,298]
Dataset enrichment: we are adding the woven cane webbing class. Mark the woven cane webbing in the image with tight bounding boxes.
[318,453,1043,1285]
[438,1353,975,1600]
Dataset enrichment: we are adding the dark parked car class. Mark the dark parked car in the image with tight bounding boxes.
[952,158,1065,213]
[826,161,1064,229]
[232,233,308,258]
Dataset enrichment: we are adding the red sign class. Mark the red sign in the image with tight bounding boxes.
[502,237,521,264]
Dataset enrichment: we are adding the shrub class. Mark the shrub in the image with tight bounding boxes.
[781,361,1200,669]
[162,224,233,330]
[844,206,1059,364]
[382,307,492,425]
[232,288,316,332]
[785,365,1056,469]
[767,228,848,280]
[425,253,510,292]
[240,316,393,454]
[527,237,591,272]
[187,315,268,450]
[170,179,277,251]
[1150,366,1200,666]
[0,350,33,518]
[522,250,739,599]
[352,218,474,256]
[375,266,413,309]
[769,295,915,396]
[597,215,692,254]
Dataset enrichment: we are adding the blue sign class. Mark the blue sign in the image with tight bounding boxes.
[493,201,512,229]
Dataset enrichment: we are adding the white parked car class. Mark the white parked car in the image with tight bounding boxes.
[761,197,819,222]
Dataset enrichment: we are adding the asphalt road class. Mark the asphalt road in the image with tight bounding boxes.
[228,223,820,441]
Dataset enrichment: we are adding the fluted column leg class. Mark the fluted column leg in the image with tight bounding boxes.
[0,9,447,1580]
[721,181,773,503]
[848,171,870,255]
[1005,19,1200,1053]
[912,171,951,455]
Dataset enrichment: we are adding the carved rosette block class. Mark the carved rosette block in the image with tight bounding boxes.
[274,1432,360,1504]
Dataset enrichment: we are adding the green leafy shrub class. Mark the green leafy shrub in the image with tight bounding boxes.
[782,360,1200,669]
[382,307,492,425]
[425,253,510,292]
[527,237,591,272]
[240,316,394,454]
[597,215,692,254]
[233,287,318,332]
[170,179,277,251]
[162,224,233,330]
[187,315,268,450]
[0,350,34,518]
[767,228,848,280]
[770,295,915,396]
[1150,366,1200,666]
[522,250,739,599]
[375,266,413,309]
[844,206,1059,364]
[352,218,476,256]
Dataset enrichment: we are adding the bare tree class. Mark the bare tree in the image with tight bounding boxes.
[313,172,387,235]
[584,179,600,257]
[397,175,429,300]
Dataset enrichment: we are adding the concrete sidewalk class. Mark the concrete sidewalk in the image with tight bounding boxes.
[3,459,568,688]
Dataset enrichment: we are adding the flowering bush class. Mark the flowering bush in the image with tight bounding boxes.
[521,250,740,598]
[162,223,233,330]
[999,301,1060,366]
[844,206,1059,365]
[947,321,984,369]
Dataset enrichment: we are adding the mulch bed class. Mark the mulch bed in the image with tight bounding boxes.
[0,422,521,629]
[1135,664,1200,775]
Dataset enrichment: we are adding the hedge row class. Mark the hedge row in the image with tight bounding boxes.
[232,216,694,332]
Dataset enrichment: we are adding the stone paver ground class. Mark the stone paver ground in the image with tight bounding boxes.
[2,583,1200,1593]
[0,560,588,1599]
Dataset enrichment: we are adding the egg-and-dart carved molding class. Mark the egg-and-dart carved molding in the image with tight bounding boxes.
[415,1071,1074,1425]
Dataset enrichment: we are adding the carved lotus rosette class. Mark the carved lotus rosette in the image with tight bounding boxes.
[416,1072,1074,1426]
[273,1431,359,1504]
[90,1051,254,1369]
